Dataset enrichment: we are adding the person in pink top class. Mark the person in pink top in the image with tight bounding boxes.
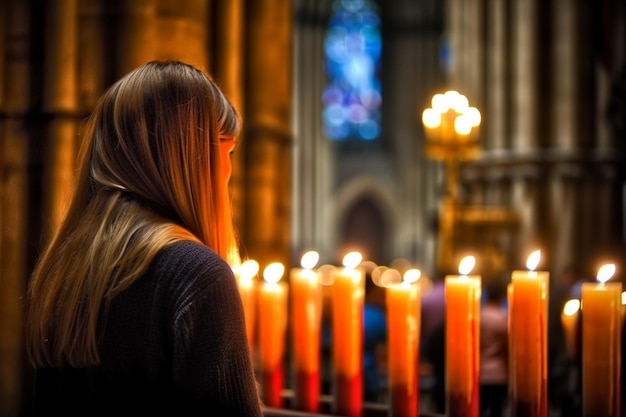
[479,277,509,417]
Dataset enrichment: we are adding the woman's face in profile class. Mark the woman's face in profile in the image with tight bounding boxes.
[220,136,236,182]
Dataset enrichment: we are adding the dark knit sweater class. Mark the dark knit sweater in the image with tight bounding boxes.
[32,240,263,416]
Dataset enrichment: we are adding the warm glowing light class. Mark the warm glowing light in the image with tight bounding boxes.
[458,256,476,276]
[596,263,616,284]
[423,91,480,138]
[342,251,363,269]
[381,268,402,287]
[449,92,469,114]
[371,265,388,286]
[422,108,441,128]
[465,107,481,126]
[563,299,581,316]
[263,262,285,284]
[239,259,260,280]
[622,291,626,305]
[431,93,447,113]
[403,268,421,284]
[454,115,472,135]
[317,264,336,286]
[526,250,541,271]
[300,251,320,270]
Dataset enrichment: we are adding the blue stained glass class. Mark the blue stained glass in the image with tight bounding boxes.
[323,0,381,141]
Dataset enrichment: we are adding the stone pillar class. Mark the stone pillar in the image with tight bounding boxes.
[447,0,483,99]
[548,0,590,273]
[463,0,484,104]
[212,0,245,237]
[485,0,508,150]
[551,0,578,150]
[116,0,158,75]
[511,0,538,150]
[291,2,333,262]
[0,2,31,415]
[243,0,292,270]
[446,0,462,86]
[78,0,108,108]
[155,0,209,71]
[548,170,579,275]
[41,0,79,239]
[509,0,543,257]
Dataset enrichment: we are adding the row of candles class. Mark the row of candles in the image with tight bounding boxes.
[233,250,622,417]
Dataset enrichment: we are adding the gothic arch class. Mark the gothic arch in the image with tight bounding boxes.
[334,177,396,265]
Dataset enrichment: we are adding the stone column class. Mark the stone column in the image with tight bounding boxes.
[511,0,538,150]
[0,2,31,415]
[155,0,209,70]
[41,0,79,239]
[509,0,543,257]
[291,1,333,262]
[485,0,508,150]
[548,170,579,275]
[243,0,293,269]
[212,0,245,237]
[551,0,577,150]
[548,0,589,272]
[116,0,158,75]
[78,0,108,108]
[463,0,484,104]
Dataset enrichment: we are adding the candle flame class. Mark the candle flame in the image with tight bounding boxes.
[238,259,259,280]
[458,256,475,275]
[403,268,421,284]
[563,299,580,316]
[596,263,616,284]
[342,251,362,269]
[263,262,285,284]
[300,250,319,269]
[526,250,541,271]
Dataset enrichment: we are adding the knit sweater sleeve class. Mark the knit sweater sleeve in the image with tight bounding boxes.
[162,242,262,416]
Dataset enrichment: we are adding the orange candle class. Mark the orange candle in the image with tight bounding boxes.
[387,269,421,417]
[509,250,549,417]
[582,263,622,417]
[561,298,581,359]
[331,251,365,417]
[445,256,481,417]
[289,251,322,412]
[234,259,259,351]
[257,262,287,407]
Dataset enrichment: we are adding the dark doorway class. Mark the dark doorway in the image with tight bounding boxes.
[339,195,387,265]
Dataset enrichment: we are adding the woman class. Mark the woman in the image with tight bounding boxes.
[25,60,262,416]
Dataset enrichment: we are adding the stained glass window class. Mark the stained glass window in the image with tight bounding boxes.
[323,0,382,141]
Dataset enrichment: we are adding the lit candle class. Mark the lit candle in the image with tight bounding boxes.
[257,262,287,407]
[331,251,365,417]
[234,259,259,351]
[387,268,421,417]
[582,263,621,417]
[289,250,322,412]
[509,250,549,417]
[560,299,581,359]
[445,255,481,417]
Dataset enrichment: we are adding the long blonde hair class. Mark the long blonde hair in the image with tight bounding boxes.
[26,60,241,367]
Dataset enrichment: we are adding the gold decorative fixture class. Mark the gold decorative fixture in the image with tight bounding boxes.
[422,91,519,277]
[421,90,481,273]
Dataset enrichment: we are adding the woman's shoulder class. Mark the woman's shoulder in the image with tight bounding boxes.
[156,240,229,270]
[149,240,235,291]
